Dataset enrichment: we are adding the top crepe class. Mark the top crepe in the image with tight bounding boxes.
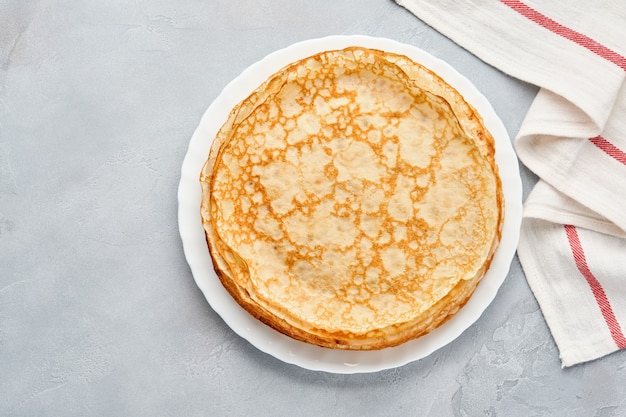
[200,47,503,350]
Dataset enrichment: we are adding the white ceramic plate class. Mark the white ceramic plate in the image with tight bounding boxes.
[178,35,522,374]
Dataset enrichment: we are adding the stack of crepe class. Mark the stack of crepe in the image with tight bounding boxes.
[200,47,503,350]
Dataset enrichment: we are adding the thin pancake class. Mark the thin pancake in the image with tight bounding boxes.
[200,47,503,350]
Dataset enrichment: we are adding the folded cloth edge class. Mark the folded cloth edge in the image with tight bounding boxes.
[517,223,623,367]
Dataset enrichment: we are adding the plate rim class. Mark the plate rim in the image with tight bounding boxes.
[178,34,522,374]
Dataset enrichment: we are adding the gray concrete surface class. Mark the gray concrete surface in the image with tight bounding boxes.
[1,0,624,416]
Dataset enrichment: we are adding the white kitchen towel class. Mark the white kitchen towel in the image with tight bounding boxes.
[395,0,626,366]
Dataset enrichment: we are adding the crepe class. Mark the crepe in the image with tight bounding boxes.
[200,47,503,350]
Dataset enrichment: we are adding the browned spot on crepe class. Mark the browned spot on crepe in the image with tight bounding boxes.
[200,47,503,350]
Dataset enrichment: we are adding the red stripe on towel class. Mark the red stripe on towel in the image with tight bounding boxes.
[500,1,626,167]
[589,135,626,166]
[564,225,626,349]
[500,0,626,71]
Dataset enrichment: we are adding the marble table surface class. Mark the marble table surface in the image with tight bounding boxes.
[1,1,624,416]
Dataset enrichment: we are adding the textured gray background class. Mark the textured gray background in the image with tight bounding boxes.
[1,1,625,416]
